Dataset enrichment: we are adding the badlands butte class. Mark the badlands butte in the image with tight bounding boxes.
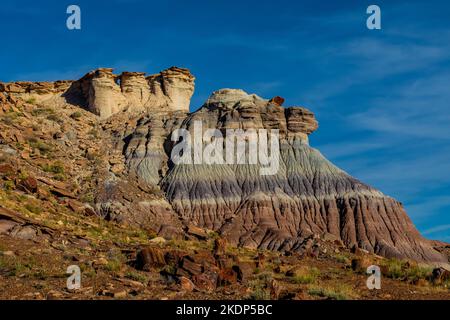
[0,66,449,300]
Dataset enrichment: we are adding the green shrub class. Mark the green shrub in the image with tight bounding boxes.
[308,284,353,300]
[379,259,432,282]
[42,162,65,174]
[46,114,63,124]
[24,203,42,214]
[125,271,148,284]
[70,111,83,120]
[2,112,21,125]
[31,107,53,116]
[28,138,52,154]
[334,254,350,264]
[25,97,37,104]
[247,272,274,300]
[53,173,66,181]
[3,180,15,191]
[291,267,320,284]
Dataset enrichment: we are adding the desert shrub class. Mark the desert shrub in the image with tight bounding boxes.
[31,107,53,116]
[247,271,274,300]
[3,181,15,191]
[25,97,36,104]
[125,271,148,284]
[406,265,433,282]
[2,112,20,125]
[249,285,271,300]
[105,259,122,272]
[52,173,66,181]
[80,193,94,204]
[0,255,34,277]
[380,259,431,282]
[70,111,82,120]
[42,162,65,174]
[88,129,99,138]
[248,278,272,300]
[308,284,354,300]
[334,254,350,264]
[46,114,63,124]
[24,203,42,214]
[28,138,52,154]
[291,266,320,284]
[104,251,126,273]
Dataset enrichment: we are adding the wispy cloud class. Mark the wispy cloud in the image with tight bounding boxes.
[422,224,450,235]
[318,141,390,160]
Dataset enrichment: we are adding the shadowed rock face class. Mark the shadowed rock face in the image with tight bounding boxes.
[0,69,446,263]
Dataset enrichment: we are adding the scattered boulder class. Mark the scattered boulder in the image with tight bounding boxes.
[179,276,195,292]
[269,96,285,106]
[10,225,38,240]
[0,163,15,176]
[232,262,254,283]
[186,225,209,240]
[50,187,76,199]
[0,250,15,257]
[191,271,218,292]
[136,247,166,271]
[149,236,166,244]
[218,268,238,286]
[213,238,227,256]
[431,267,450,284]
[46,290,64,300]
[0,220,18,234]
[113,290,127,299]
[17,176,38,193]
[178,255,203,276]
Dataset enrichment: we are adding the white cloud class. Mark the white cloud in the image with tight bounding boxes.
[422,224,450,235]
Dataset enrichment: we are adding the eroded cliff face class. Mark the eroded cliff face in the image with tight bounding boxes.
[1,66,195,119]
[0,68,446,263]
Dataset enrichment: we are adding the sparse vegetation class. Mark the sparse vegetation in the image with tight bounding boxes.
[88,129,99,138]
[381,259,432,282]
[25,97,37,104]
[3,181,15,191]
[104,251,126,273]
[2,111,21,125]
[31,107,54,116]
[290,266,319,284]
[308,283,354,300]
[70,111,83,120]
[125,271,148,284]
[41,162,65,174]
[28,138,52,154]
[0,255,35,277]
[24,203,43,214]
[334,253,350,264]
[46,114,63,124]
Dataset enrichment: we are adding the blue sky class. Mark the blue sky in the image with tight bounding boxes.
[1,0,449,241]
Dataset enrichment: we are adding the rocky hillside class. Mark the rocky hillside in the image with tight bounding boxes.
[0,66,448,266]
